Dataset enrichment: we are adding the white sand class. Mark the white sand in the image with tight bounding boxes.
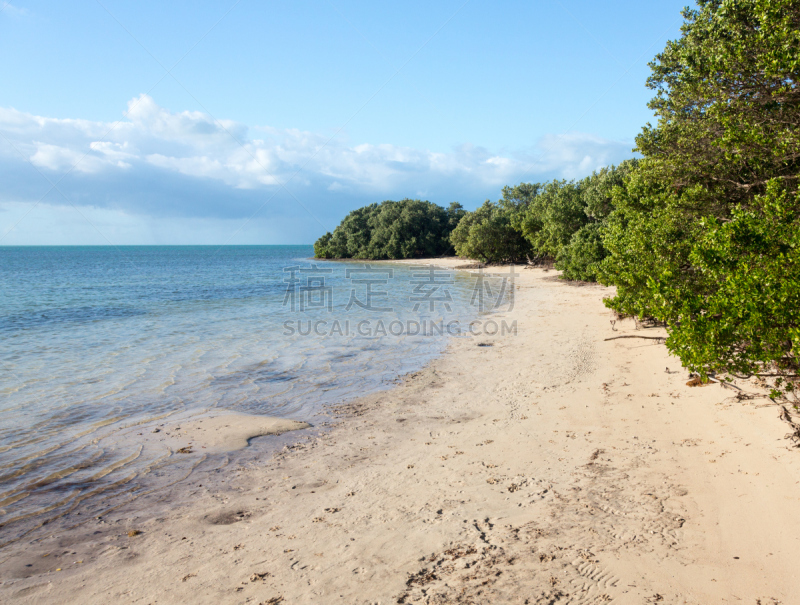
[2,262,799,604]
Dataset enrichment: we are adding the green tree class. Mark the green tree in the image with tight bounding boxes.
[583,162,637,221]
[554,162,638,280]
[496,162,636,277]
[556,223,606,282]
[314,199,461,260]
[517,180,587,259]
[313,232,335,259]
[446,202,467,232]
[670,182,800,380]
[450,200,532,263]
[600,0,800,386]
[365,199,450,259]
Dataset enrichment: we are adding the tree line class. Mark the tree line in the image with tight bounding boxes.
[314,0,800,398]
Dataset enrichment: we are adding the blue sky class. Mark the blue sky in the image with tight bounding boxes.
[0,0,688,245]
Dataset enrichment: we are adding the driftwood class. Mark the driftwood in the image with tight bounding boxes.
[780,406,800,447]
[603,335,665,342]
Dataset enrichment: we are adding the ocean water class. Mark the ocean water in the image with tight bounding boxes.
[0,246,498,544]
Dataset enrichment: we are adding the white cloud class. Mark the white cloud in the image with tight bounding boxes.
[0,95,634,218]
[530,132,632,179]
[30,142,126,173]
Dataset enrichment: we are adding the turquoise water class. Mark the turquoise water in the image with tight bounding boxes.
[0,246,485,542]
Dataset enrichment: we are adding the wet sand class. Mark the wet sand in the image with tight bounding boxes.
[2,262,799,604]
[114,412,311,456]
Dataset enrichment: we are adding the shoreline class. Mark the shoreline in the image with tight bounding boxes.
[2,262,800,603]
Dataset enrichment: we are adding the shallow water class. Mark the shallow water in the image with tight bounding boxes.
[0,246,502,543]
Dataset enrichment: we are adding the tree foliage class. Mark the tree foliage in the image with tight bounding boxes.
[600,0,800,387]
[516,180,588,259]
[314,199,463,260]
[450,200,532,263]
[670,182,800,380]
[556,223,607,282]
[494,162,636,277]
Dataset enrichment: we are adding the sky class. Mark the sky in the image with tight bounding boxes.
[0,0,689,245]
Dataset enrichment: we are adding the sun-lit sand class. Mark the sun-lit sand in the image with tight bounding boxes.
[2,262,799,603]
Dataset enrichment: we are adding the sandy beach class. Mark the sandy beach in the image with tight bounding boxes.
[2,261,799,604]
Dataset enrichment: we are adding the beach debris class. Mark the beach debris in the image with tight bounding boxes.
[443,545,477,559]
[261,597,284,605]
[686,376,708,387]
[405,568,438,588]
[127,530,142,537]
[207,510,250,525]
[181,573,197,582]
[779,406,800,447]
[152,428,160,433]
[508,483,520,493]
[176,446,193,454]
[249,571,270,582]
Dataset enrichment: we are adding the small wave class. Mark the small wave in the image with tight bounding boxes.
[0,306,147,333]
[211,361,298,386]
